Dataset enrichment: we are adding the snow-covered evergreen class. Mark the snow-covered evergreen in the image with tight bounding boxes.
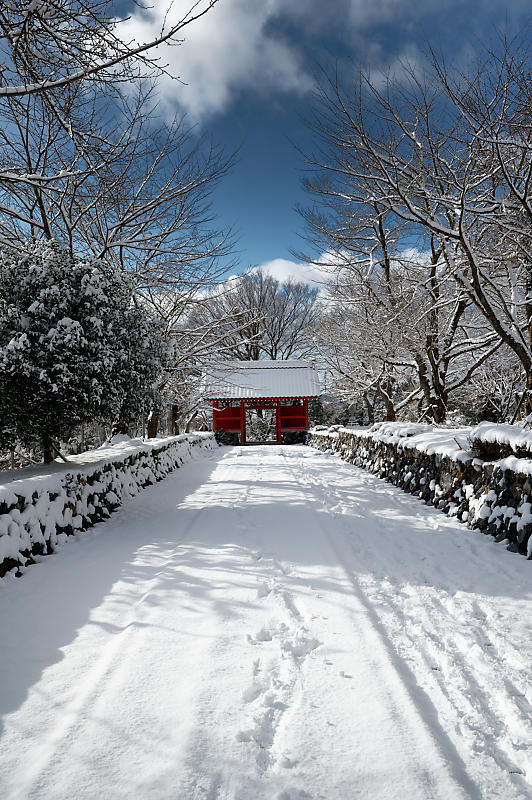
[0,241,167,459]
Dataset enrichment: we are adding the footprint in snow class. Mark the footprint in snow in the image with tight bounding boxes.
[256,582,272,599]
[247,627,274,644]
[263,691,288,710]
[248,624,321,658]
[242,684,263,703]
[280,756,299,769]
[281,632,320,658]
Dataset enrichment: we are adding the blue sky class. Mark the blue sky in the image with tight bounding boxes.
[122,0,531,279]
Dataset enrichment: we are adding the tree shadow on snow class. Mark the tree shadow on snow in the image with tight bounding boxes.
[0,451,223,742]
[0,443,530,796]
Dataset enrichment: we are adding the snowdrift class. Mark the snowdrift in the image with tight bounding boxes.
[309,423,532,559]
[0,433,216,578]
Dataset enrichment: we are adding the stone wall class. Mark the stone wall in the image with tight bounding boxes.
[309,427,532,559]
[0,433,216,578]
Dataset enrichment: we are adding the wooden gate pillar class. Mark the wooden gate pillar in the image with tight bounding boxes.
[240,400,245,444]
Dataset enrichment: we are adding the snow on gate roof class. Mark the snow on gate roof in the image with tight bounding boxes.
[202,360,320,400]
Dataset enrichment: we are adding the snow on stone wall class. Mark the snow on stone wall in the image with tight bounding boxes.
[0,433,217,578]
[309,424,532,559]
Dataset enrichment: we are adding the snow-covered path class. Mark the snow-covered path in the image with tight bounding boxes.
[0,445,531,800]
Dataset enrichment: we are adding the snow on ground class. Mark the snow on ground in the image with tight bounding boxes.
[0,445,531,800]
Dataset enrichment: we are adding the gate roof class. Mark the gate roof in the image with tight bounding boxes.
[202,360,320,400]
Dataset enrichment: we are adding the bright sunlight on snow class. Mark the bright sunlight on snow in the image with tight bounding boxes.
[0,445,530,799]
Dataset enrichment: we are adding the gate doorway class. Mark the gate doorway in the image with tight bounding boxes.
[244,404,278,443]
[206,360,319,445]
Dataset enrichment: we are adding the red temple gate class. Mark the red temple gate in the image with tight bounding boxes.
[203,361,319,445]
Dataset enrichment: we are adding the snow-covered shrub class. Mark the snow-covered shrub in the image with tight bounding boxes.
[0,241,168,460]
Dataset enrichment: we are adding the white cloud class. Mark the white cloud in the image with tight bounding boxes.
[119,0,531,123]
[212,246,436,300]
[348,0,408,28]
[119,0,312,121]
[397,246,432,266]
[251,257,334,287]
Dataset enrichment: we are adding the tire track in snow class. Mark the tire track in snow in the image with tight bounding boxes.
[165,453,259,800]
[234,446,476,798]
[173,449,323,800]
[292,448,531,799]
[380,587,532,777]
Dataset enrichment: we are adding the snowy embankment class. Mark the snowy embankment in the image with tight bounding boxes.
[0,432,216,578]
[309,421,532,559]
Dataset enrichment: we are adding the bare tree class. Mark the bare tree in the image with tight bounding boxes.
[301,190,500,422]
[0,2,229,264]
[0,2,239,442]
[194,269,319,361]
[0,1,219,100]
[0,79,235,283]
[311,299,412,422]
[301,32,531,415]
[459,348,525,423]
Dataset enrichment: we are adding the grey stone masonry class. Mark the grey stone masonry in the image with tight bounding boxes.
[0,433,216,579]
[308,428,532,559]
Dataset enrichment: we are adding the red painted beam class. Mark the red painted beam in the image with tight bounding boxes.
[240,400,245,444]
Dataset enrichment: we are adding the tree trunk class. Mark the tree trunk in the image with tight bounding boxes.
[416,355,447,423]
[147,411,159,438]
[170,404,180,434]
[525,370,532,418]
[43,436,53,464]
[380,382,396,421]
[383,397,396,421]
[427,393,447,424]
[185,411,197,433]
[363,393,375,425]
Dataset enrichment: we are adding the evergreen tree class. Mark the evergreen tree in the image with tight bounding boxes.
[0,241,167,461]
